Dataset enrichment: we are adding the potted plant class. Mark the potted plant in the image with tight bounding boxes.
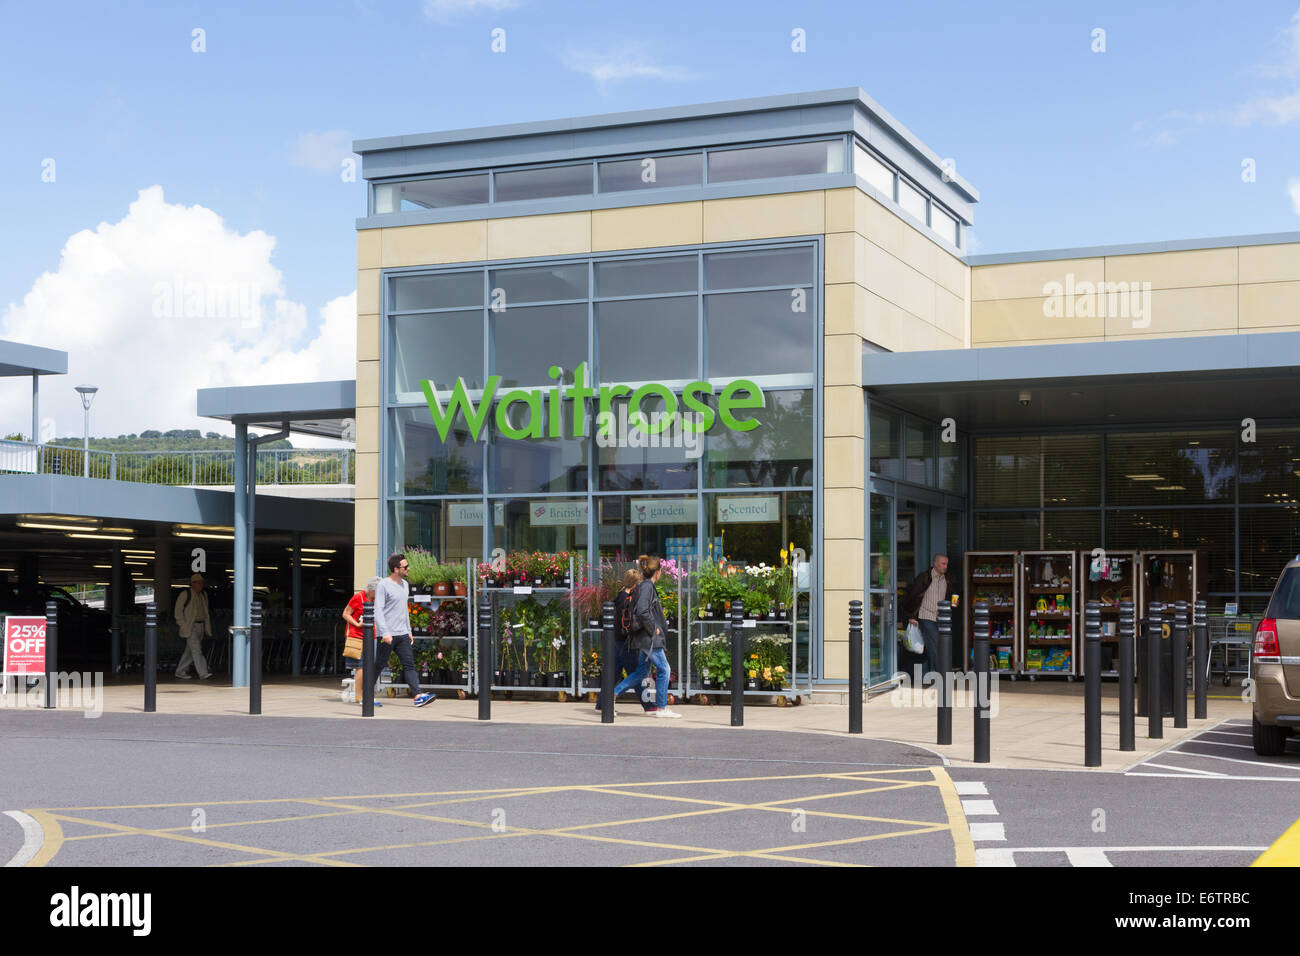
[450,562,468,596]
[404,548,437,595]
[744,589,771,620]
[582,648,601,687]
[744,654,760,691]
[432,562,452,597]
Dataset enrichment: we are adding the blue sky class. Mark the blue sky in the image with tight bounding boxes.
[1,0,1299,437]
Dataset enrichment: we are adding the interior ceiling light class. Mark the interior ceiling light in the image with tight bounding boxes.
[287,547,337,553]
[67,532,134,541]
[175,532,234,540]
[255,565,278,570]
[18,521,101,531]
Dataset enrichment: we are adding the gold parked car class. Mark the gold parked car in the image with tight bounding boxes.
[1253,560,1300,756]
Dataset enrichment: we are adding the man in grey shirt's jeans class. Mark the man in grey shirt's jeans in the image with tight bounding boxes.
[373,553,435,707]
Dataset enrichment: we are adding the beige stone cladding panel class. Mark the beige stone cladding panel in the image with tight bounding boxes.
[357,269,381,316]
[825,232,857,286]
[823,487,865,536]
[821,623,851,680]
[354,451,379,500]
[1240,280,1300,328]
[381,221,488,267]
[357,229,381,270]
[972,258,1105,301]
[1104,248,1238,291]
[702,192,825,243]
[355,498,379,547]
[824,384,865,439]
[825,282,866,338]
[353,544,378,591]
[824,334,862,389]
[591,202,702,251]
[934,286,965,341]
[1239,243,1300,284]
[357,312,379,362]
[824,436,864,490]
[823,537,865,592]
[1105,285,1237,337]
[824,188,856,234]
[353,405,380,456]
[973,296,1105,344]
[863,291,904,352]
[355,360,381,413]
[487,212,591,260]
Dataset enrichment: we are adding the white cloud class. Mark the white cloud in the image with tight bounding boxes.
[563,44,694,88]
[1254,8,1300,78]
[0,186,355,443]
[1289,178,1300,215]
[290,130,354,175]
[422,0,519,20]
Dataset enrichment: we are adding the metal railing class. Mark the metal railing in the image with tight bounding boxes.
[0,440,354,487]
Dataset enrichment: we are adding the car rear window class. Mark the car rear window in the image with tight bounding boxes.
[1266,567,1300,619]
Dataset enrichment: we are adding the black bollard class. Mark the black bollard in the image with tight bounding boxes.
[848,600,863,734]
[477,596,492,721]
[973,600,990,763]
[144,602,157,713]
[1118,600,1135,752]
[601,601,616,724]
[249,601,263,716]
[1172,600,1188,729]
[730,599,745,727]
[43,600,58,710]
[1084,600,1101,767]
[1146,603,1163,739]
[361,600,375,718]
[936,602,952,746]
[1193,599,1208,720]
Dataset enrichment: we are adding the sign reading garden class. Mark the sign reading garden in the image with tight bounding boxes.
[420,361,763,442]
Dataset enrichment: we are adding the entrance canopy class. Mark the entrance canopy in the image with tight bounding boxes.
[864,330,1300,429]
[197,380,356,439]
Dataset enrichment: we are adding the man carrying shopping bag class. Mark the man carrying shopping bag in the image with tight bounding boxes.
[901,554,952,680]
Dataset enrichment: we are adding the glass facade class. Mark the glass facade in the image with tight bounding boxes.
[972,427,1300,609]
[384,241,819,640]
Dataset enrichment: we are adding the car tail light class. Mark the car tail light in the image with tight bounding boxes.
[1253,618,1281,663]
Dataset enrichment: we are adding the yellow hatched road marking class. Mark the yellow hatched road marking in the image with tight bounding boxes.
[1253,815,1300,866]
[930,768,976,867]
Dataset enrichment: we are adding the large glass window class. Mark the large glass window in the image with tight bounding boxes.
[704,389,813,489]
[598,154,702,192]
[487,497,589,556]
[596,256,697,298]
[596,296,696,384]
[388,499,485,562]
[708,141,843,183]
[493,164,592,202]
[974,435,1101,508]
[490,264,587,304]
[905,420,934,485]
[705,290,814,379]
[596,495,699,564]
[854,144,894,197]
[490,401,588,494]
[490,303,587,389]
[1238,428,1300,505]
[392,273,483,312]
[706,248,813,290]
[391,310,483,399]
[375,175,489,213]
[870,408,900,478]
[897,179,926,222]
[1106,431,1234,505]
[1106,508,1235,593]
[389,406,483,496]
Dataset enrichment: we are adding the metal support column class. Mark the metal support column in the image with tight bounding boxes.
[109,547,124,674]
[233,422,249,687]
[291,531,302,676]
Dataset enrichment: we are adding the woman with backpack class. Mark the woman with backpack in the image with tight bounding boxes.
[610,555,681,719]
[595,569,654,713]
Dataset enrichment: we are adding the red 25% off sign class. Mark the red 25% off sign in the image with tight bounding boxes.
[3,617,47,675]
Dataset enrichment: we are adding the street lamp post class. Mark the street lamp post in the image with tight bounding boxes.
[75,385,98,478]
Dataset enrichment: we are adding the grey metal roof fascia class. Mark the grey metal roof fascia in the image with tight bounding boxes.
[354,173,859,230]
[863,331,1300,388]
[0,340,69,377]
[196,380,356,422]
[965,230,1300,266]
[850,89,979,204]
[0,475,349,534]
[361,106,855,181]
[351,88,863,154]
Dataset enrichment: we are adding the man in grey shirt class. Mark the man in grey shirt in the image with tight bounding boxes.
[372,553,435,707]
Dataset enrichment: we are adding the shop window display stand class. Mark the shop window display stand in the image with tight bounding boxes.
[577,564,685,706]
[378,557,477,699]
[683,558,812,706]
[964,551,1020,681]
[474,555,577,701]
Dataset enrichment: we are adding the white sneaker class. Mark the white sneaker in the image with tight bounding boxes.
[653,708,682,719]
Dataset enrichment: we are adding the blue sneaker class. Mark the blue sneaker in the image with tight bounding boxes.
[413,692,436,707]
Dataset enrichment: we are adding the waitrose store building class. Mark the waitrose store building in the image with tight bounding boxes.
[351,88,1300,689]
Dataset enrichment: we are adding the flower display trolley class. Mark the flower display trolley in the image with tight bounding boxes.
[684,551,812,706]
[576,559,687,705]
[476,553,578,700]
[379,556,476,699]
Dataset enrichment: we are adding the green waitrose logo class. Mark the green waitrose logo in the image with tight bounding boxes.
[420,361,763,442]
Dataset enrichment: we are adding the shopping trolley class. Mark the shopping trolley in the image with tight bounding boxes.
[1207,614,1255,687]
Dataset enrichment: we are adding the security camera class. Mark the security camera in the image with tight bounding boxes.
[1018,390,1031,406]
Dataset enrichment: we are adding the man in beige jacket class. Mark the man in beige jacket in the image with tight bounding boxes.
[174,573,215,680]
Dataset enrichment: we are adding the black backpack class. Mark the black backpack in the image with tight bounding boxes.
[620,582,645,642]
